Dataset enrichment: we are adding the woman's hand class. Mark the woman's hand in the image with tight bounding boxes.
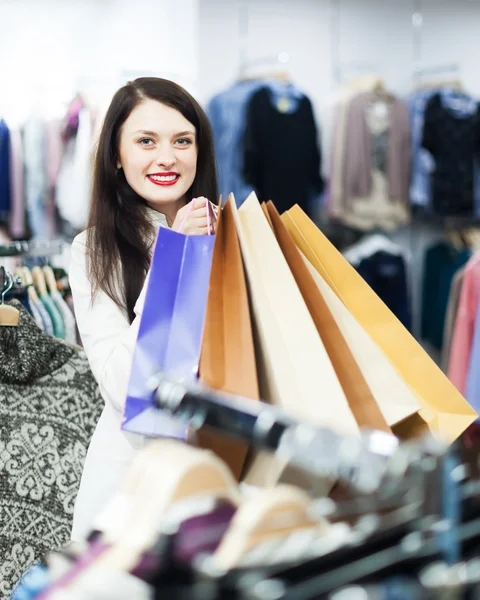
[172,196,218,235]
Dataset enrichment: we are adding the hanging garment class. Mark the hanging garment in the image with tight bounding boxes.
[356,250,412,332]
[27,295,45,330]
[50,289,77,345]
[243,86,324,217]
[55,109,93,232]
[45,120,64,239]
[421,242,471,350]
[408,89,439,210]
[0,119,11,224]
[442,266,466,372]
[341,93,411,231]
[422,91,480,216]
[23,118,49,239]
[8,126,26,238]
[39,291,66,339]
[0,301,102,598]
[327,77,386,220]
[207,80,265,205]
[32,297,54,336]
[448,253,480,394]
[465,295,480,413]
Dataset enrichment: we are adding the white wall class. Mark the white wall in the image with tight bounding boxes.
[198,0,480,104]
[1,0,480,125]
[0,0,199,125]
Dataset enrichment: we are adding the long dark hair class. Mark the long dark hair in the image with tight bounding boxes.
[87,78,218,323]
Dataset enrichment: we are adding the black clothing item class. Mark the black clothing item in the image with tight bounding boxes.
[356,251,412,332]
[243,87,324,217]
[422,93,480,216]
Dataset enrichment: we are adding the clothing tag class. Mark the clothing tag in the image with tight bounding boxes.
[277,96,291,114]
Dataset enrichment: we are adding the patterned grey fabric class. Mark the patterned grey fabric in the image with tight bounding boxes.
[0,301,102,598]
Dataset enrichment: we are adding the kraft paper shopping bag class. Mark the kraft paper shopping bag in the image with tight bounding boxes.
[198,196,260,479]
[123,227,215,437]
[282,206,477,443]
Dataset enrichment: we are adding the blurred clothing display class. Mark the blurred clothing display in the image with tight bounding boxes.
[208,79,323,214]
[207,80,266,206]
[422,90,480,216]
[327,80,411,231]
[421,241,472,350]
[0,96,95,242]
[0,119,12,223]
[448,252,480,395]
[243,84,324,217]
[344,234,412,331]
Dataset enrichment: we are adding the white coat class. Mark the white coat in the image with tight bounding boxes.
[69,209,168,541]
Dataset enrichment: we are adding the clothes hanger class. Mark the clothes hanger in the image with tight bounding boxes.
[0,271,19,326]
[212,486,327,571]
[43,266,58,296]
[43,440,242,598]
[32,265,48,297]
[86,440,241,574]
[343,234,404,267]
[17,266,42,307]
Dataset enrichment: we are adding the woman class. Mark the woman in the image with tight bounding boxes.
[69,78,218,541]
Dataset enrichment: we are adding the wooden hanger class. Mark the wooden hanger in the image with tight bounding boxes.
[17,267,41,306]
[88,439,241,573]
[0,271,19,326]
[213,485,327,571]
[43,265,58,296]
[32,266,48,296]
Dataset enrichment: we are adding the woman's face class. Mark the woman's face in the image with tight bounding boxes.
[117,99,198,215]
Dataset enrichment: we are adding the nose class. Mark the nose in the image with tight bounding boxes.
[155,142,176,169]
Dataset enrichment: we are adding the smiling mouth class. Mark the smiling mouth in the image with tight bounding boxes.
[147,174,180,186]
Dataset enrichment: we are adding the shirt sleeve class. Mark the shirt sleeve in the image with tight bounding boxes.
[69,232,148,413]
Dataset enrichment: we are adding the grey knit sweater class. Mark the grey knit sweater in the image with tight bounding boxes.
[0,301,102,598]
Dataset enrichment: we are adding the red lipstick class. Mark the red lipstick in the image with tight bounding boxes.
[147,172,180,187]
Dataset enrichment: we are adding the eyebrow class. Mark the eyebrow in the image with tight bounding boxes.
[133,129,196,137]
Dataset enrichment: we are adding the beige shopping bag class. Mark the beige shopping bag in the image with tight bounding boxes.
[263,201,393,433]
[282,205,477,443]
[231,193,359,485]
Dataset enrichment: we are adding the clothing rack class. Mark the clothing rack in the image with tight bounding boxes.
[413,63,459,77]
[153,374,404,494]
[0,239,66,258]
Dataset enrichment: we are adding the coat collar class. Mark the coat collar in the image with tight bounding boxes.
[146,207,170,229]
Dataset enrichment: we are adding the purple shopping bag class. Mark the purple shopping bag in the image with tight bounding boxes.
[122,227,215,437]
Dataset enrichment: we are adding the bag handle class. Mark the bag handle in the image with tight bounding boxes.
[178,198,215,235]
[177,200,195,233]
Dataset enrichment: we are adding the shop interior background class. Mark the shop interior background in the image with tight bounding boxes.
[1,0,479,360]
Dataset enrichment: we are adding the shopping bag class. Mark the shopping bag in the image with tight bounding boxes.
[301,250,421,428]
[122,227,215,437]
[231,193,359,486]
[263,201,392,433]
[197,196,260,479]
[282,205,478,443]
